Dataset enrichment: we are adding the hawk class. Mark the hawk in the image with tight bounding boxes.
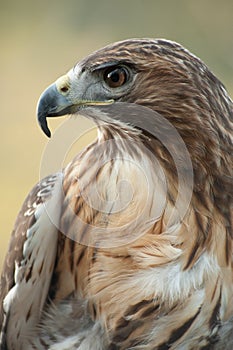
[0,38,233,349]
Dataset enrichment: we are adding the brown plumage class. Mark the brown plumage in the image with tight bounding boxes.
[0,38,232,349]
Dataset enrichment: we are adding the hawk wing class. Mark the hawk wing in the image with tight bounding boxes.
[0,173,63,349]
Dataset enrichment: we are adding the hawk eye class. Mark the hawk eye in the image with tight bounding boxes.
[104,66,129,88]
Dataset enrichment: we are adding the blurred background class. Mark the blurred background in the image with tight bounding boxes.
[1,0,233,270]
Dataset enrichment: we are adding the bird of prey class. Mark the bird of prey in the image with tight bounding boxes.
[0,38,233,350]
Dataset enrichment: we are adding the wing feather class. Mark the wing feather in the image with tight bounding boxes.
[0,172,63,349]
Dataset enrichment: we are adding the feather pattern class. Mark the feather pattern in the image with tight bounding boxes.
[1,38,233,349]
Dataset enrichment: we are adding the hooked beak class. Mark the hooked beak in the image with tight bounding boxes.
[37,74,114,138]
[37,82,73,137]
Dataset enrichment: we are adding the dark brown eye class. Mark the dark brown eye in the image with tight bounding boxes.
[104,66,128,88]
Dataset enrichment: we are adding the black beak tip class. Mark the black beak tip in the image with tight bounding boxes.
[42,123,51,138]
[38,114,51,138]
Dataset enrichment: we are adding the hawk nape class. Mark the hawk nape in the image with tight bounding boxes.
[0,39,233,350]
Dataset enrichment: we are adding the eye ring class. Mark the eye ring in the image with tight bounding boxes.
[104,66,129,88]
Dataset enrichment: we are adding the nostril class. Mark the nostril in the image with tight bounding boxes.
[56,75,71,94]
[60,85,69,93]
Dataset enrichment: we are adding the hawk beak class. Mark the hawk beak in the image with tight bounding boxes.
[37,74,114,138]
[37,75,74,138]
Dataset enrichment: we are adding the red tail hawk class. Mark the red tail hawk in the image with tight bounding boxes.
[0,39,233,349]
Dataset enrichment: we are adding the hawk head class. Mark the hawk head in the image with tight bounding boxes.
[37,39,232,225]
[37,38,232,166]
